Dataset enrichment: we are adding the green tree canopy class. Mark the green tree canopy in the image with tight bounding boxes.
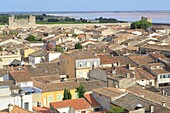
[75,42,83,49]
[0,14,9,24]
[55,46,63,52]
[131,20,152,30]
[26,35,41,42]
[68,90,72,99]
[72,33,78,37]
[63,89,72,100]
[0,46,3,51]
[108,106,124,113]
[96,17,118,23]
[76,84,86,98]
[63,89,69,100]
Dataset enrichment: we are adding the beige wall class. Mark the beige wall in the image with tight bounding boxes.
[60,54,76,78]
[23,48,36,58]
[32,93,42,107]
[0,54,21,66]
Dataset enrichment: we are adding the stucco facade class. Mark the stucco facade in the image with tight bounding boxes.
[60,52,100,78]
[0,52,21,67]
[42,89,78,107]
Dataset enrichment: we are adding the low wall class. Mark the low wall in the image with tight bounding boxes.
[37,23,131,28]
[4,23,131,29]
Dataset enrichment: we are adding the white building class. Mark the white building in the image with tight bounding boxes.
[28,49,48,64]
[0,81,32,111]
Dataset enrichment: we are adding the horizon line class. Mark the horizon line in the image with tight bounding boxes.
[1,10,170,14]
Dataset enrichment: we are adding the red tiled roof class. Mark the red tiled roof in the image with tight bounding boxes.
[98,55,118,64]
[11,106,32,113]
[51,98,92,110]
[134,68,156,80]
[84,94,100,107]
[148,52,167,60]
[9,71,32,82]
[33,107,50,113]
[0,105,32,113]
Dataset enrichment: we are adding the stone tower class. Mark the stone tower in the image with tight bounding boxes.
[141,16,152,23]
[28,15,36,26]
[8,15,36,28]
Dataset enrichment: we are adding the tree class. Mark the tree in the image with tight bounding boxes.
[0,14,9,24]
[0,46,3,51]
[131,20,152,30]
[55,46,63,52]
[63,89,69,100]
[72,33,78,37]
[68,90,72,99]
[63,89,72,100]
[26,35,39,42]
[75,42,83,49]
[108,106,124,113]
[76,84,86,98]
[131,21,140,29]
[96,17,118,23]
[42,14,47,17]
[47,18,59,22]
[36,15,44,21]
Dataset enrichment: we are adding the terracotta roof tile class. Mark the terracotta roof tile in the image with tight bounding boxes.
[134,68,156,80]
[0,105,33,113]
[148,52,167,60]
[33,107,50,113]
[26,62,65,77]
[84,94,100,107]
[98,55,118,64]
[127,55,154,66]
[65,49,98,59]
[51,98,92,110]
[127,85,170,109]
[93,87,126,98]
[9,71,32,82]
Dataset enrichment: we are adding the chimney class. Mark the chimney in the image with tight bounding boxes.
[116,62,120,66]
[126,64,131,70]
[126,73,131,78]
[162,102,166,107]
[111,63,116,74]
[150,105,154,113]
[162,88,165,96]
[8,104,14,112]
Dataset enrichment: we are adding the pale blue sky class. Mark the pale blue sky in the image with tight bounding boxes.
[0,0,169,12]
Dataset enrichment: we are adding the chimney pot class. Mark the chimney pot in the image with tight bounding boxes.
[8,104,14,112]
[116,62,120,66]
[126,73,131,78]
[150,105,154,113]
[126,64,131,70]
[162,88,165,96]
[162,102,166,107]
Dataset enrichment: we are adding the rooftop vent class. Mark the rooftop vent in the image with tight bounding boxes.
[18,68,23,71]
[135,103,143,110]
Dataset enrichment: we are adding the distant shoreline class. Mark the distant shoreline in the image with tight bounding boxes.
[0,11,170,24]
[1,11,170,14]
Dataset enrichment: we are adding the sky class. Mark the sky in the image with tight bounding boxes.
[0,0,170,12]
